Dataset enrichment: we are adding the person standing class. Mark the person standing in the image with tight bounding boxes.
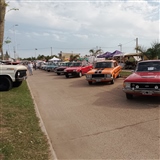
[33,61,37,70]
[27,61,33,75]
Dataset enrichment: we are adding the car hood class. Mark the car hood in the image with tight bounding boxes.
[66,67,81,70]
[125,71,160,82]
[57,66,67,69]
[87,68,113,74]
[0,64,27,71]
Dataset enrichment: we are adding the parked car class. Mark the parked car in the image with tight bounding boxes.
[45,62,58,72]
[85,60,121,85]
[64,62,93,78]
[123,60,160,99]
[55,62,73,75]
[0,64,27,91]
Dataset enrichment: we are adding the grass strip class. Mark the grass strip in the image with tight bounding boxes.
[0,81,50,160]
[120,70,132,78]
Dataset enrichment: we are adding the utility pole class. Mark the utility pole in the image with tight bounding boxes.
[135,38,138,53]
[118,43,123,64]
[51,47,52,56]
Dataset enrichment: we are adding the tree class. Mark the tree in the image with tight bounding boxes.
[135,41,160,60]
[89,49,102,56]
[0,0,7,60]
[0,1,18,60]
[69,54,80,61]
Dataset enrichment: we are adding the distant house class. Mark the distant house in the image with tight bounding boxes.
[58,51,80,61]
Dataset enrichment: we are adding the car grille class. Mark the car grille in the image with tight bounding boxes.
[131,83,160,90]
[92,74,105,78]
[57,68,64,71]
[15,70,27,78]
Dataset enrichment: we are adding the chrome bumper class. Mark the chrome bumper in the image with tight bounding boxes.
[123,88,160,96]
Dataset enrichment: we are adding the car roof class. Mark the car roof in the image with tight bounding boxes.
[138,60,160,63]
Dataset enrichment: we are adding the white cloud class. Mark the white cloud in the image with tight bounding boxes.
[4,0,159,58]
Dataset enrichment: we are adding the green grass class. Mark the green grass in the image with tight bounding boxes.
[0,81,50,160]
[120,70,132,78]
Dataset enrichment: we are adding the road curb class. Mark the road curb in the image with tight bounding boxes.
[26,80,58,160]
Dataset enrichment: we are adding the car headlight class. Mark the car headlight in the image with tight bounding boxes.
[123,82,131,88]
[86,74,92,78]
[73,69,77,72]
[155,85,159,89]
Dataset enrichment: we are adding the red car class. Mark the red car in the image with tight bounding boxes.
[64,62,93,78]
[123,60,160,99]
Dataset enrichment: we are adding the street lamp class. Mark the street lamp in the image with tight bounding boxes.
[35,48,37,59]
[13,24,18,60]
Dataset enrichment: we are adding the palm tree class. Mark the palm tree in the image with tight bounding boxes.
[135,41,160,60]
[69,54,80,61]
[89,49,102,57]
[0,0,7,60]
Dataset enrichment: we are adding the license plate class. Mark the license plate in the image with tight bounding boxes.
[68,73,72,75]
[141,91,153,95]
[96,79,101,82]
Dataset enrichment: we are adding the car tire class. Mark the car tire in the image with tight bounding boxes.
[0,76,13,91]
[110,78,114,84]
[13,81,22,87]
[78,72,82,77]
[57,73,60,75]
[117,74,121,78]
[88,81,92,85]
[126,93,133,99]
[65,74,69,78]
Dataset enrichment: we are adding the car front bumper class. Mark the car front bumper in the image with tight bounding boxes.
[65,72,79,76]
[123,88,160,96]
[86,78,113,82]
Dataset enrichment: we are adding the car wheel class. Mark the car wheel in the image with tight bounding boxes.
[65,74,69,78]
[126,93,133,99]
[0,77,13,91]
[88,81,92,85]
[13,81,22,87]
[57,73,60,75]
[110,78,114,84]
[78,72,82,77]
[117,74,121,78]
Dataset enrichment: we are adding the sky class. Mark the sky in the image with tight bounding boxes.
[3,0,160,59]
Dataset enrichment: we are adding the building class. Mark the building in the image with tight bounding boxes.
[58,51,80,61]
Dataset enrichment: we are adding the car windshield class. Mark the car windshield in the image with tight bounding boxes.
[48,62,56,65]
[136,61,160,72]
[70,62,81,67]
[95,62,112,68]
[61,62,72,67]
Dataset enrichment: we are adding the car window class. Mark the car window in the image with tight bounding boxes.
[95,62,112,68]
[137,61,160,72]
[70,63,81,67]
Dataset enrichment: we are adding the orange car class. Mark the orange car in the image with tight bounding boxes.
[85,60,122,85]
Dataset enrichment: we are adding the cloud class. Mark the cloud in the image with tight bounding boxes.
[4,0,159,58]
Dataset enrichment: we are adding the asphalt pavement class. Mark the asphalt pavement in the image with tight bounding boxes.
[27,69,160,160]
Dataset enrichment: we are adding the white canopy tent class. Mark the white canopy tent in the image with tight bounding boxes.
[49,57,61,62]
[113,52,142,57]
[113,52,143,61]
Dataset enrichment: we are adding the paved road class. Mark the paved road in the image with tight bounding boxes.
[27,69,160,159]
